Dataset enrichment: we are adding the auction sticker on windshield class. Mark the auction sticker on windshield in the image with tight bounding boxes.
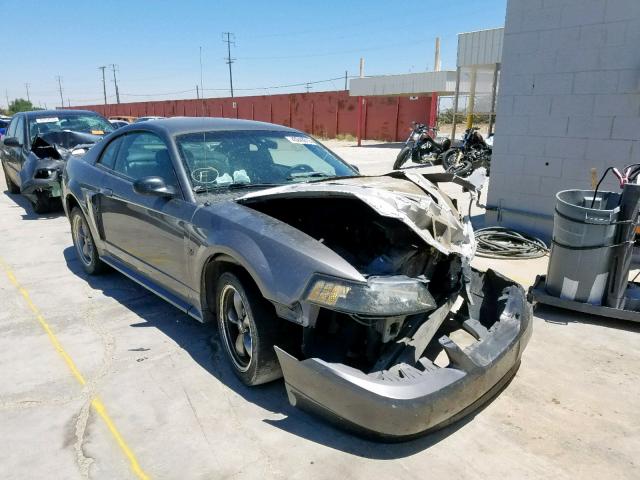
[285,135,315,145]
[35,117,59,123]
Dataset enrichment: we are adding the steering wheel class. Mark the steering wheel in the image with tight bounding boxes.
[191,167,219,185]
[289,164,314,174]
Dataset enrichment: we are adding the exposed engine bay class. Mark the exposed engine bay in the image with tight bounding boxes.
[239,173,481,372]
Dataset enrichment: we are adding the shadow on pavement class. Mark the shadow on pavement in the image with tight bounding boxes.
[357,142,404,149]
[3,189,64,220]
[62,245,507,458]
[534,304,640,333]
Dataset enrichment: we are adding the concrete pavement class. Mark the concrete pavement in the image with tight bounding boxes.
[0,144,638,479]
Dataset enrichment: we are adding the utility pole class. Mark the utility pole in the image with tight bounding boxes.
[98,66,108,105]
[196,85,200,99]
[25,83,31,102]
[344,70,348,91]
[5,89,9,109]
[222,32,235,98]
[199,46,204,97]
[56,75,64,108]
[305,83,311,94]
[110,64,121,104]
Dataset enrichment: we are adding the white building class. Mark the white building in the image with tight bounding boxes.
[486,0,640,238]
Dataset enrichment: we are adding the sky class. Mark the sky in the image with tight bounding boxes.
[0,0,506,109]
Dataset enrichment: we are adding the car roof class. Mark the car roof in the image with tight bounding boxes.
[21,109,103,119]
[124,116,299,136]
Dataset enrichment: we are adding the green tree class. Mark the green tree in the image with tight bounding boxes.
[8,98,35,114]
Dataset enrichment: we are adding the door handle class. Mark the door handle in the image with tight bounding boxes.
[99,187,113,197]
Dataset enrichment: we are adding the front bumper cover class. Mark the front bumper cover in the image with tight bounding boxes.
[275,268,532,440]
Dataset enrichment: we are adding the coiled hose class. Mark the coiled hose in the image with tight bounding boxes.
[474,227,548,259]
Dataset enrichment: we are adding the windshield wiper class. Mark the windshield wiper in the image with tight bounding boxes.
[287,171,334,180]
[193,183,281,193]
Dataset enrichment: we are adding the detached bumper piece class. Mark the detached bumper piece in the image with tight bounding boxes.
[275,268,532,440]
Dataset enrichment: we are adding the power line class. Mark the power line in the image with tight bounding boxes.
[222,32,236,98]
[98,66,108,105]
[110,64,121,104]
[238,37,433,61]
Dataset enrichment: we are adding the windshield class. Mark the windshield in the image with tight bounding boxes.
[176,130,357,192]
[28,113,114,143]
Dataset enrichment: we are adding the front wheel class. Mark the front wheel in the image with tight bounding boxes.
[216,271,282,386]
[70,207,107,275]
[442,149,474,177]
[393,146,413,170]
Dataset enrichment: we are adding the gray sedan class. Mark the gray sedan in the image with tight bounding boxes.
[62,117,531,439]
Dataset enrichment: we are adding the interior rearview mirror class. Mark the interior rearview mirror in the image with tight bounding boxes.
[133,176,176,198]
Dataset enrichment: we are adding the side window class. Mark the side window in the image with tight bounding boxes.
[97,137,122,170]
[6,117,17,138]
[14,117,25,145]
[113,132,178,186]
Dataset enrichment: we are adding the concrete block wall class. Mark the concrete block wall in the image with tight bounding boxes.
[487,0,640,238]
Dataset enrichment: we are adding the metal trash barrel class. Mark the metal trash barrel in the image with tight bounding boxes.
[545,190,620,305]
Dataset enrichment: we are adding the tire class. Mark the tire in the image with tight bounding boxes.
[393,147,413,170]
[216,271,282,386]
[2,163,19,194]
[32,192,52,214]
[70,207,107,275]
[442,149,474,177]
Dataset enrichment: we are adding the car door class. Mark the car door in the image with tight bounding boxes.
[98,131,194,301]
[4,115,26,186]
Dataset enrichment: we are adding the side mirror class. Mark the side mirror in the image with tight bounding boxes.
[133,176,176,198]
[350,164,360,173]
[3,136,21,147]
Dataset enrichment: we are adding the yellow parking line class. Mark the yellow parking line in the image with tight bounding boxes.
[1,258,150,480]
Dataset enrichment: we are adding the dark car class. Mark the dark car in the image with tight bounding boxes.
[0,118,10,137]
[62,117,531,439]
[0,109,114,212]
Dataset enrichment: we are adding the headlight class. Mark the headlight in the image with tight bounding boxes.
[305,275,436,316]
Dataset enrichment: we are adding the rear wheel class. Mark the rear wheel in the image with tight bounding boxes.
[70,207,106,275]
[216,271,282,386]
[443,149,474,177]
[393,147,413,170]
[2,164,19,194]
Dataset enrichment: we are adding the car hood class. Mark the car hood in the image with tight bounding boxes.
[237,172,476,259]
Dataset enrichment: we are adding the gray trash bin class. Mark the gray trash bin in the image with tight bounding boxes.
[545,190,620,305]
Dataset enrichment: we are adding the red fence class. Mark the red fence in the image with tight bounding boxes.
[69,91,435,142]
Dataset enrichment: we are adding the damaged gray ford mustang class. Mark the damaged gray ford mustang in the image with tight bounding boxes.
[62,117,531,439]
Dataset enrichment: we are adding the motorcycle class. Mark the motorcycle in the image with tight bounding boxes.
[441,127,492,177]
[393,122,451,170]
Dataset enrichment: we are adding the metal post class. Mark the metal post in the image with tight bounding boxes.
[98,66,107,105]
[451,67,461,139]
[344,70,348,91]
[223,32,235,98]
[488,63,500,136]
[56,76,64,108]
[357,57,364,146]
[466,67,477,129]
[110,64,121,104]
